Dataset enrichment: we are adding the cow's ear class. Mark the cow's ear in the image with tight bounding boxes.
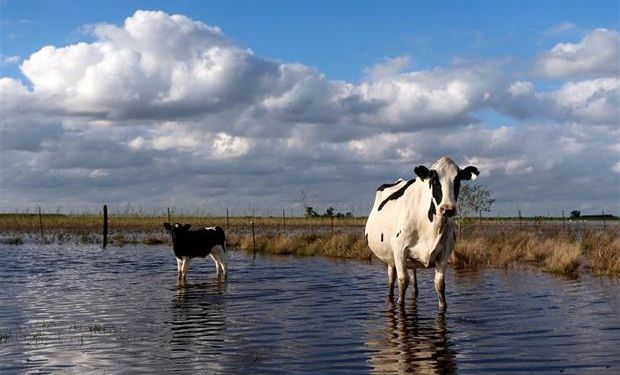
[182,224,192,231]
[459,166,479,180]
[414,165,430,180]
[164,223,172,230]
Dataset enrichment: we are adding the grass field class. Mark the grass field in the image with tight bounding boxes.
[0,213,618,277]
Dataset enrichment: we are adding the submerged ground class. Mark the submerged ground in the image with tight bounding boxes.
[1,244,619,374]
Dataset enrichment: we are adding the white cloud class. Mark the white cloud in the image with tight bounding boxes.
[364,55,412,81]
[1,10,618,215]
[535,28,620,78]
[2,55,21,64]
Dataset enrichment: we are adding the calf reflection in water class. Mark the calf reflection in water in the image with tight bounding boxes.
[369,302,456,374]
[170,279,227,371]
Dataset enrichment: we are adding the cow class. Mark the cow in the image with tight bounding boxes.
[365,156,479,311]
[163,222,228,279]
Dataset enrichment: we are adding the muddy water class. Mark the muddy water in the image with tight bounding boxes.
[1,244,619,374]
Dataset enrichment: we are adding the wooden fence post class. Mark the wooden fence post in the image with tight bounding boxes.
[38,206,44,243]
[282,208,286,234]
[602,209,607,230]
[226,207,230,230]
[251,221,256,259]
[103,205,108,249]
[167,207,171,223]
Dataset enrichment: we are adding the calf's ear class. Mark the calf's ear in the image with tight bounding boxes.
[163,223,172,230]
[459,166,479,180]
[414,165,430,180]
[182,224,192,231]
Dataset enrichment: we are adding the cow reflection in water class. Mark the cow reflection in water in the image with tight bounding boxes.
[369,303,456,375]
[169,279,227,372]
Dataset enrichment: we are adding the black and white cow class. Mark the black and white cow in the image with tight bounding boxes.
[163,222,228,279]
[365,156,479,311]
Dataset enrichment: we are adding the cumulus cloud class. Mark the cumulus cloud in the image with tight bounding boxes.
[534,28,620,78]
[499,77,619,124]
[1,10,619,215]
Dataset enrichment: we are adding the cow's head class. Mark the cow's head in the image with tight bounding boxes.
[414,157,479,221]
[163,222,192,241]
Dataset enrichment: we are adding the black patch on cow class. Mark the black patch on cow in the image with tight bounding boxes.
[377,179,415,211]
[454,177,461,201]
[429,170,443,204]
[377,180,402,191]
[381,233,384,242]
[428,201,436,222]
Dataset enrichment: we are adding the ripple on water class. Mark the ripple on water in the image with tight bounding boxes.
[1,244,619,374]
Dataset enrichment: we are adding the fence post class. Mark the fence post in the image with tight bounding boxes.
[226,207,230,230]
[562,210,566,231]
[331,216,334,233]
[167,207,171,223]
[103,205,108,249]
[602,209,607,230]
[251,221,256,259]
[38,206,44,243]
[282,208,286,234]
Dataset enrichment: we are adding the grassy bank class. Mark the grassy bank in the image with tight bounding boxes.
[1,214,618,277]
[452,228,620,277]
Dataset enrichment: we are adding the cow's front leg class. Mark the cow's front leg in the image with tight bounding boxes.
[392,239,409,306]
[408,269,419,297]
[181,256,190,279]
[434,261,448,312]
[176,257,183,279]
[387,264,396,300]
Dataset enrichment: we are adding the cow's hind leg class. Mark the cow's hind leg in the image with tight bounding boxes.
[391,240,409,306]
[210,245,227,278]
[387,264,396,300]
[408,269,419,297]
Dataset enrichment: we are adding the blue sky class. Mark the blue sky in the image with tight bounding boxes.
[1,1,619,216]
[4,0,618,82]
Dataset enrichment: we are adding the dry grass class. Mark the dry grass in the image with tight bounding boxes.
[581,230,620,276]
[229,231,371,260]
[1,213,618,277]
[451,229,617,276]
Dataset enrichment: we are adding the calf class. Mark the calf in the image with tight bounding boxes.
[163,222,228,279]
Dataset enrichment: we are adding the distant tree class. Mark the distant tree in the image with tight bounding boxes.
[324,207,335,218]
[570,210,581,219]
[305,206,319,218]
[458,183,496,219]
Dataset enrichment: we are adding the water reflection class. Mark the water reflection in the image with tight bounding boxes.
[1,245,619,374]
[170,278,227,373]
[369,301,456,375]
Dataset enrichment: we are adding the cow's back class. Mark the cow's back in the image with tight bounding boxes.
[365,179,410,264]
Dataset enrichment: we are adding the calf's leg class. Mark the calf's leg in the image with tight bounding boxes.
[176,257,183,278]
[210,245,227,278]
[181,256,190,279]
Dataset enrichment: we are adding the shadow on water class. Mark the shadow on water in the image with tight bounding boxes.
[369,300,456,375]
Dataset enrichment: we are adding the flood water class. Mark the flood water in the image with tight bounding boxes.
[1,244,619,374]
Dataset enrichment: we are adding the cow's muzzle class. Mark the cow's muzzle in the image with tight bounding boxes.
[439,205,457,217]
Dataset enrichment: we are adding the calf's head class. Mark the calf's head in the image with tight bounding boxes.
[163,222,192,242]
[414,157,479,221]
